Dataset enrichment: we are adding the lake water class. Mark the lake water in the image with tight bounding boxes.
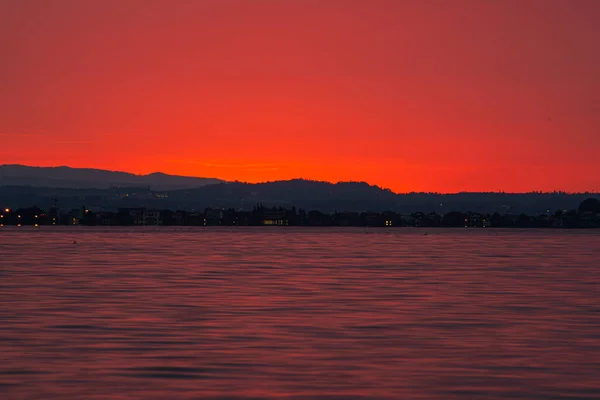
[1,227,599,399]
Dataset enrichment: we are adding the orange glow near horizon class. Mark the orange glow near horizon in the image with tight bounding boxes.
[1,0,599,193]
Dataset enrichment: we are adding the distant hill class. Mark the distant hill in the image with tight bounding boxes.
[167,179,399,211]
[164,181,599,214]
[0,165,223,190]
[0,175,598,215]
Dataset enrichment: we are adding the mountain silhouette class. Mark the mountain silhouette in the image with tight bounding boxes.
[1,165,598,214]
[0,165,223,190]
[1,174,599,215]
[165,179,398,211]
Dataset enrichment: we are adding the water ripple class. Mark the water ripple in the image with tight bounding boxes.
[1,227,599,399]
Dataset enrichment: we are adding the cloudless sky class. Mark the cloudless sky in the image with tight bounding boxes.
[1,0,598,192]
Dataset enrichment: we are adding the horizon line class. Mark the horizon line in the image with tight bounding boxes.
[1,163,599,196]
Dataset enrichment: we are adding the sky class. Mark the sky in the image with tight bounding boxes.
[1,0,599,193]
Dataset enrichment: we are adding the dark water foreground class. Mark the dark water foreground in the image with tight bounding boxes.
[1,227,599,399]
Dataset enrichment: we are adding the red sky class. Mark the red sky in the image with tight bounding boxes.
[1,0,598,193]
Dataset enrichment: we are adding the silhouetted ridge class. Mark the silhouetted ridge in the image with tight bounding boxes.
[1,165,599,214]
[0,164,223,190]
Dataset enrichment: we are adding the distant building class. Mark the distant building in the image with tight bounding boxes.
[143,209,162,226]
[172,211,186,226]
[465,213,485,228]
[184,212,204,226]
[131,208,145,225]
[383,211,400,227]
[235,211,253,226]
[49,207,60,225]
[63,209,81,225]
[117,207,146,225]
[263,209,287,226]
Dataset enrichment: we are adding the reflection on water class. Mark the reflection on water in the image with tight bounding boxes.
[1,227,599,399]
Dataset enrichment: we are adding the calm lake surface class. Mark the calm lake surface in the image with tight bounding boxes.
[1,227,599,399]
